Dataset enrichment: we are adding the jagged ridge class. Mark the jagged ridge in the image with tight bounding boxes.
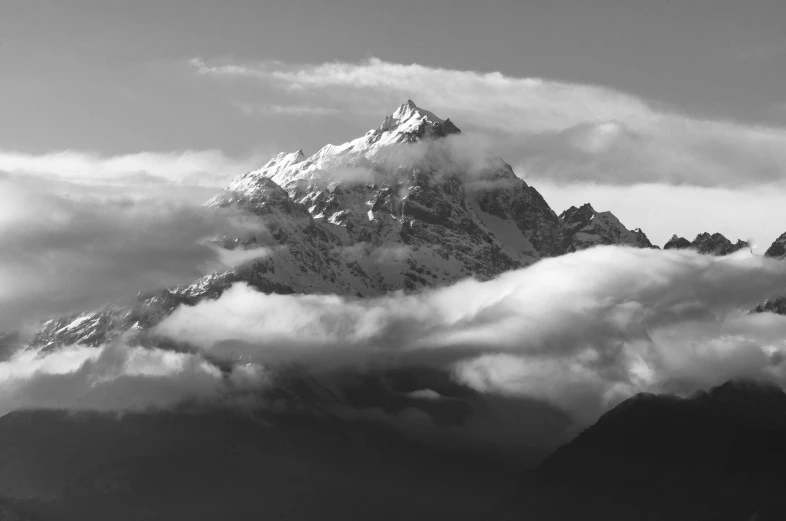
[664,232,748,255]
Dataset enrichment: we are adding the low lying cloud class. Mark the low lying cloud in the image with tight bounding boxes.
[0,342,269,416]
[8,245,786,463]
[154,246,786,427]
[0,176,264,333]
[192,56,786,189]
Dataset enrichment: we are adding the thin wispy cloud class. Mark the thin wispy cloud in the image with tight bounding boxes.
[232,102,341,117]
[0,149,266,188]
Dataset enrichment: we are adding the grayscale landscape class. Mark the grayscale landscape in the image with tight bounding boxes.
[1,2,786,519]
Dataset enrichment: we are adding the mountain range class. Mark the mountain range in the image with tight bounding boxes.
[29,101,763,350]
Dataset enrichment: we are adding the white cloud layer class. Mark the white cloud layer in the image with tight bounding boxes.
[192,56,786,189]
[6,246,786,459]
[154,246,786,425]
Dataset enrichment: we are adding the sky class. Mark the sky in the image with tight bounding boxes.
[3,0,786,248]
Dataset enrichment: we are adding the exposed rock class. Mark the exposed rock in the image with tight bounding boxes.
[662,232,748,255]
[753,296,786,315]
[663,234,691,250]
[691,232,749,255]
[765,231,786,260]
[552,203,655,255]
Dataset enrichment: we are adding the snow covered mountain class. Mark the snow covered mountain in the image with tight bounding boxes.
[207,99,560,292]
[31,101,655,350]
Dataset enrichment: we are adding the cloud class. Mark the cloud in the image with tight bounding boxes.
[154,246,786,428]
[0,176,264,333]
[8,245,786,462]
[192,56,786,188]
[233,102,341,117]
[209,244,276,269]
[731,41,786,62]
[0,342,269,416]
[0,148,265,188]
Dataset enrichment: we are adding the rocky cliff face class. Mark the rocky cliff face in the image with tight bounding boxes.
[663,234,692,250]
[29,101,656,350]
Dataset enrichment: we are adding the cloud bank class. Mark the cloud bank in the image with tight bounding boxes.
[154,246,786,425]
[0,342,269,416]
[7,245,786,461]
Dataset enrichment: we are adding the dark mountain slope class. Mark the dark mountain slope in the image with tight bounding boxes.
[500,380,786,521]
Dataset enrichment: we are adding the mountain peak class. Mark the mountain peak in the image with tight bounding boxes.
[691,232,748,255]
[664,234,691,250]
[264,149,306,169]
[378,100,460,138]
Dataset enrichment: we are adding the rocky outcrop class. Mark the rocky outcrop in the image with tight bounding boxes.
[691,232,749,255]
[552,203,655,255]
[662,232,748,255]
